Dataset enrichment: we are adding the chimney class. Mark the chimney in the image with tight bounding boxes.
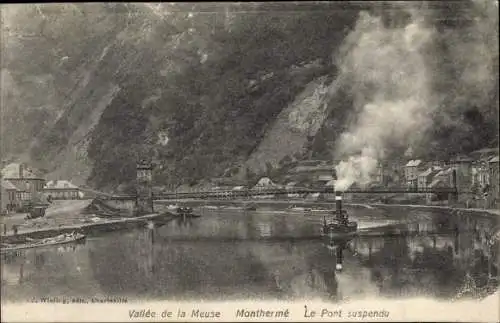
[19,164,24,179]
[336,246,343,271]
[335,191,343,221]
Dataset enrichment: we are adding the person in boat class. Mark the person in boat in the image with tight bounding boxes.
[336,210,349,226]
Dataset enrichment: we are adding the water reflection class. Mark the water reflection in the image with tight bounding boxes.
[1,208,499,302]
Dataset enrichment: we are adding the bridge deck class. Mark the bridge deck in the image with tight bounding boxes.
[97,186,458,201]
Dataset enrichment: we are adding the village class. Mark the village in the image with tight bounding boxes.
[0,162,84,215]
[0,147,499,217]
[206,148,499,209]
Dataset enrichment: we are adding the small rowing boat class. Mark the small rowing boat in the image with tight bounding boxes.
[175,207,201,218]
[1,232,86,253]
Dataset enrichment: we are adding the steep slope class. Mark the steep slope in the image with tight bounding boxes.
[245,74,333,173]
[1,2,498,192]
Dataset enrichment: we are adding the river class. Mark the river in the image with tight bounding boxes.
[1,206,499,303]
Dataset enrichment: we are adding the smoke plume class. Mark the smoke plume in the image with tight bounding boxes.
[333,8,435,191]
[333,1,499,191]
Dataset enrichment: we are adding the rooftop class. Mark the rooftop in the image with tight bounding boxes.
[418,168,434,177]
[318,175,334,181]
[1,180,18,191]
[451,155,474,162]
[405,160,422,167]
[326,179,336,187]
[435,167,454,177]
[296,160,326,167]
[291,165,335,173]
[1,163,43,179]
[44,180,79,190]
[470,147,499,155]
[429,178,447,188]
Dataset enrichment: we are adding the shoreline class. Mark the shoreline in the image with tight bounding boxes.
[2,200,498,241]
[0,212,175,241]
[158,199,500,218]
[320,201,500,219]
[347,202,500,217]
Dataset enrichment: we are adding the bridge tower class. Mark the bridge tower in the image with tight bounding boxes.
[450,156,472,204]
[136,161,154,215]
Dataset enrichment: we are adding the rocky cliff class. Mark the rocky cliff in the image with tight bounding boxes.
[1,2,498,192]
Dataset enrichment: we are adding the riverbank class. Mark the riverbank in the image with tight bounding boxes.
[2,198,497,240]
[0,200,176,241]
[0,212,176,242]
[158,199,500,219]
[348,202,500,217]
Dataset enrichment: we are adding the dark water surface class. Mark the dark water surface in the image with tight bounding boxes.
[2,207,499,302]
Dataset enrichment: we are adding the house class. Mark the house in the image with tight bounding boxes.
[316,174,334,187]
[288,162,336,186]
[471,159,489,189]
[376,159,407,186]
[417,167,442,191]
[404,160,423,189]
[470,147,499,161]
[305,192,321,201]
[487,156,499,208]
[427,167,458,205]
[253,177,277,188]
[253,177,278,199]
[210,177,247,190]
[432,167,455,187]
[285,182,301,198]
[0,178,37,212]
[1,163,46,201]
[1,180,20,213]
[43,180,83,200]
[417,167,443,203]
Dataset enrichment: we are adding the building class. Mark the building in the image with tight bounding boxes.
[470,147,499,161]
[430,167,455,187]
[417,167,442,191]
[253,177,278,199]
[253,177,277,188]
[43,180,83,200]
[449,156,473,195]
[427,167,456,204]
[316,174,334,188]
[1,163,46,201]
[285,182,301,198]
[370,162,385,185]
[471,159,490,189]
[0,178,37,213]
[487,156,499,209]
[372,161,403,186]
[404,160,423,189]
[376,160,406,186]
[417,167,443,203]
[1,180,20,213]
[287,162,336,185]
[210,177,247,190]
[136,162,154,215]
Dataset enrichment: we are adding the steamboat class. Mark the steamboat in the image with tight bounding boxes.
[321,191,358,239]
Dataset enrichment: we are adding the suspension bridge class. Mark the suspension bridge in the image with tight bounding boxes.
[92,185,459,201]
